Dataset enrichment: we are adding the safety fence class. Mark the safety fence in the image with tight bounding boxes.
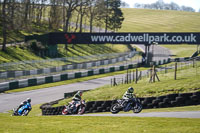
[110,56,200,86]
[40,91,200,115]
[0,56,199,93]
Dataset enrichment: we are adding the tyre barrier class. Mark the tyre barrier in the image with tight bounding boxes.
[40,91,200,115]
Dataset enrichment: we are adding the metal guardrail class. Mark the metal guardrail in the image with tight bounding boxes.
[0,51,139,82]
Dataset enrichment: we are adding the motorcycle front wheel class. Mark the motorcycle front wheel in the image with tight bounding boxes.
[22,110,29,116]
[110,104,120,114]
[62,107,69,115]
[133,104,142,113]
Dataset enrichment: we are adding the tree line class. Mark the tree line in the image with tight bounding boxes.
[134,0,196,12]
[0,0,124,51]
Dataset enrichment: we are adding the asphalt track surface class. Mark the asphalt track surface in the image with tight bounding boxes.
[80,111,200,118]
[2,45,198,119]
[0,76,112,112]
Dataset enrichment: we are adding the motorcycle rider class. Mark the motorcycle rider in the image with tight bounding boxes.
[121,87,136,110]
[70,91,83,113]
[17,98,32,116]
[16,98,31,112]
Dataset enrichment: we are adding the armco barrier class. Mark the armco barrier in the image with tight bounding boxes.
[0,63,140,92]
[40,91,200,115]
[0,51,136,79]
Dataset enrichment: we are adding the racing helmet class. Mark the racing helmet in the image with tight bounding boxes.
[128,87,134,93]
[27,98,31,103]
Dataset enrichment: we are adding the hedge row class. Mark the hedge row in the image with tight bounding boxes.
[40,91,200,115]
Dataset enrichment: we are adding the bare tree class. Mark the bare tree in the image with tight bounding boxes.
[24,0,31,25]
[65,0,81,32]
[134,0,195,12]
[88,0,98,33]
[49,0,63,30]
[62,0,66,30]
[181,5,195,12]
[35,0,47,24]
[121,1,129,8]
[1,0,8,51]
[78,0,88,33]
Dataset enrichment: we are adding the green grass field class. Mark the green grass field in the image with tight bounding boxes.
[0,112,200,133]
[0,44,130,64]
[120,8,200,32]
[162,44,198,57]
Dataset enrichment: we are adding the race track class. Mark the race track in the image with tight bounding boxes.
[80,111,200,118]
[0,45,171,113]
[0,76,112,112]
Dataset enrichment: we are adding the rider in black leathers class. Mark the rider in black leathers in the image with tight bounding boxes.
[121,87,137,110]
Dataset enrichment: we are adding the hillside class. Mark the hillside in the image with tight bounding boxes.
[120,8,200,32]
[0,44,131,64]
[1,8,200,64]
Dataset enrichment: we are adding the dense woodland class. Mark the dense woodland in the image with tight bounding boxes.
[0,0,124,51]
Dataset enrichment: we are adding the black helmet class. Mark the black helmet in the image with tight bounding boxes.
[128,87,134,93]
[27,98,31,103]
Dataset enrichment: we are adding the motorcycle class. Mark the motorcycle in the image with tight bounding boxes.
[110,98,142,114]
[62,100,86,115]
[12,103,32,116]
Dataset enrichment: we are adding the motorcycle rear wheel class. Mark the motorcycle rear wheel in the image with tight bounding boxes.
[78,106,85,115]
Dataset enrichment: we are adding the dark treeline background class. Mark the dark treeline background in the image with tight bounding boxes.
[0,0,124,51]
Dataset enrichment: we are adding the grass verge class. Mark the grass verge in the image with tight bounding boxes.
[55,62,200,106]
[0,112,199,133]
[162,44,198,58]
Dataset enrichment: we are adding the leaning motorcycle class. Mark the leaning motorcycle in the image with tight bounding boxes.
[12,104,32,116]
[110,98,142,114]
[62,100,86,115]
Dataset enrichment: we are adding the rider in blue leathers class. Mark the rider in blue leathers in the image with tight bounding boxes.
[18,98,32,116]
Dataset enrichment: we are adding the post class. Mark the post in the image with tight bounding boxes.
[165,65,167,73]
[193,59,195,68]
[132,70,135,81]
[135,68,138,84]
[175,62,177,80]
[149,68,152,83]
[114,77,117,86]
[153,65,155,82]
[126,69,129,84]
[196,59,198,76]
[129,70,132,83]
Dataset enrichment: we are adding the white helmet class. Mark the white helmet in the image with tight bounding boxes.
[27,98,31,103]
[128,87,134,93]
